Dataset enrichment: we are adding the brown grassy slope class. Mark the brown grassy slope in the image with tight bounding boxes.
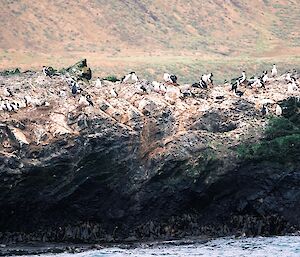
[0,0,300,82]
[1,0,300,55]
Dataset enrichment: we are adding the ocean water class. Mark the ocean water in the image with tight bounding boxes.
[19,236,300,257]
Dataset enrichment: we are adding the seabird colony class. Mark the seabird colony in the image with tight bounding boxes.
[0,65,299,117]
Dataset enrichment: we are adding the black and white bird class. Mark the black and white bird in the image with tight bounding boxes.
[86,94,94,106]
[248,75,265,89]
[131,72,139,82]
[163,73,177,84]
[234,89,244,97]
[201,73,213,85]
[192,78,207,89]
[288,80,299,93]
[231,80,239,92]
[79,94,94,106]
[3,88,13,97]
[286,72,297,83]
[262,71,268,85]
[240,71,246,84]
[42,66,51,77]
[271,64,277,77]
[261,104,268,116]
[170,74,177,83]
[231,71,246,86]
[72,83,78,96]
[79,95,88,106]
[122,72,139,83]
[231,80,244,96]
[110,88,118,98]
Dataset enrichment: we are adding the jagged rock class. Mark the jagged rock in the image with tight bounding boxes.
[62,59,92,81]
[138,98,157,115]
[0,72,299,244]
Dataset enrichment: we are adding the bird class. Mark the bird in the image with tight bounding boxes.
[231,71,246,86]
[288,81,298,93]
[261,104,268,116]
[72,83,78,96]
[164,73,177,84]
[152,81,161,93]
[170,74,178,84]
[271,64,277,77]
[95,78,102,87]
[131,72,139,82]
[110,88,118,98]
[86,95,94,106]
[160,84,167,94]
[122,73,131,83]
[275,104,282,116]
[234,89,244,97]
[262,71,269,83]
[285,72,296,83]
[163,73,171,83]
[79,95,93,106]
[79,95,89,106]
[42,66,51,77]
[193,78,207,89]
[122,72,139,83]
[24,95,32,107]
[239,71,246,84]
[3,100,13,112]
[137,84,147,93]
[231,80,239,92]
[3,88,13,97]
[201,73,213,85]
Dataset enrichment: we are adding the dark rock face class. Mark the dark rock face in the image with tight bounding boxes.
[0,73,299,244]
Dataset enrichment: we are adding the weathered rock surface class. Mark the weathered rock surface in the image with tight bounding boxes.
[0,71,299,244]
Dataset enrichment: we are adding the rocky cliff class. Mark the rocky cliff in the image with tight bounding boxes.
[0,68,299,245]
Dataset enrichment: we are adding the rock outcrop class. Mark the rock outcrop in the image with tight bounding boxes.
[0,70,299,244]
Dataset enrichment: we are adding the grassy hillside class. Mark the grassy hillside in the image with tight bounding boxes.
[0,0,300,81]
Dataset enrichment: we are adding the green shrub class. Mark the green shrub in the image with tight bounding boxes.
[237,97,300,163]
[103,75,119,82]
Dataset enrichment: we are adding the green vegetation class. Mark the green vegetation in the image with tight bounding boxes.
[237,98,300,163]
[0,68,21,76]
[103,75,120,82]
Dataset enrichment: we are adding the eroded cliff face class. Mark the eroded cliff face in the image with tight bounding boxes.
[0,71,299,244]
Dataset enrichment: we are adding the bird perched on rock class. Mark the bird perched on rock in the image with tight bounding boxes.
[261,104,268,116]
[95,78,102,87]
[164,73,177,84]
[86,94,94,106]
[288,81,299,93]
[262,71,269,84]
[71,80,82,97]
[42,66,52,77]
[275,104,282,116]
[192,78,207,89]
[170,74,178,84]
[3,88,13,97]
[232,71,246,85]
[286,72,297,84]
[201,73,213,85]
[271,64,277,77]
[24,95,32,107]
[239,71,246,84]
[122,72,139,83]
[72,83,78,96]
[79,95,93,106]
[110,88,118,98]
[131,72,139,82]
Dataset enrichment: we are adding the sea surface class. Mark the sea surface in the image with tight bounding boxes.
[16,236,300,257]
